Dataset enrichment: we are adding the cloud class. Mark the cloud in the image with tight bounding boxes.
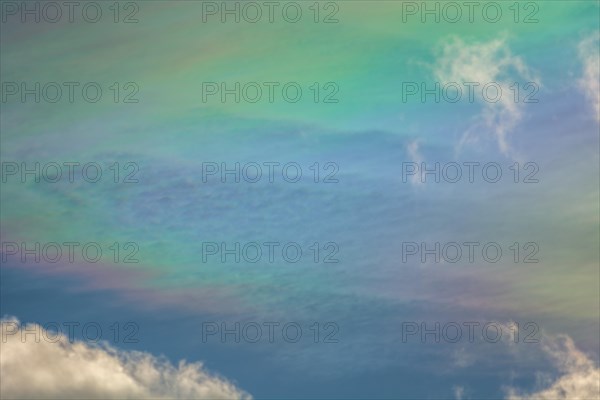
[453,385,465,400]
[0,317,251,400]
[406,139,423,186]
[450,321,526,369]
[506,334,600,400]
[578,31,600,122]
[452,347,475,368]
[433,36,538,156]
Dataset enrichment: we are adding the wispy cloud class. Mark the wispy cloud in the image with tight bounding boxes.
[578,31,600,122]
[406,139,423,186]
[433,35,539,156]
[453,385,465,400]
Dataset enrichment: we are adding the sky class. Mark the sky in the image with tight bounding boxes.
[1,1,599,399]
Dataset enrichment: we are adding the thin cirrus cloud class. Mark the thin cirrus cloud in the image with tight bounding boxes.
[432,35,538,157]
[0,317,251,400]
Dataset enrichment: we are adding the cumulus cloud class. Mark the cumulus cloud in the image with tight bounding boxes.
[578,31,600,122]
[0,317,251,400]
[506,334,600,400]
[433,36,538,156]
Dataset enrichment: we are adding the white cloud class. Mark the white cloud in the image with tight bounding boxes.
[578,31,600,122]
[433,36,538,156]
[0,317,251,400]
[506,335,600,400]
